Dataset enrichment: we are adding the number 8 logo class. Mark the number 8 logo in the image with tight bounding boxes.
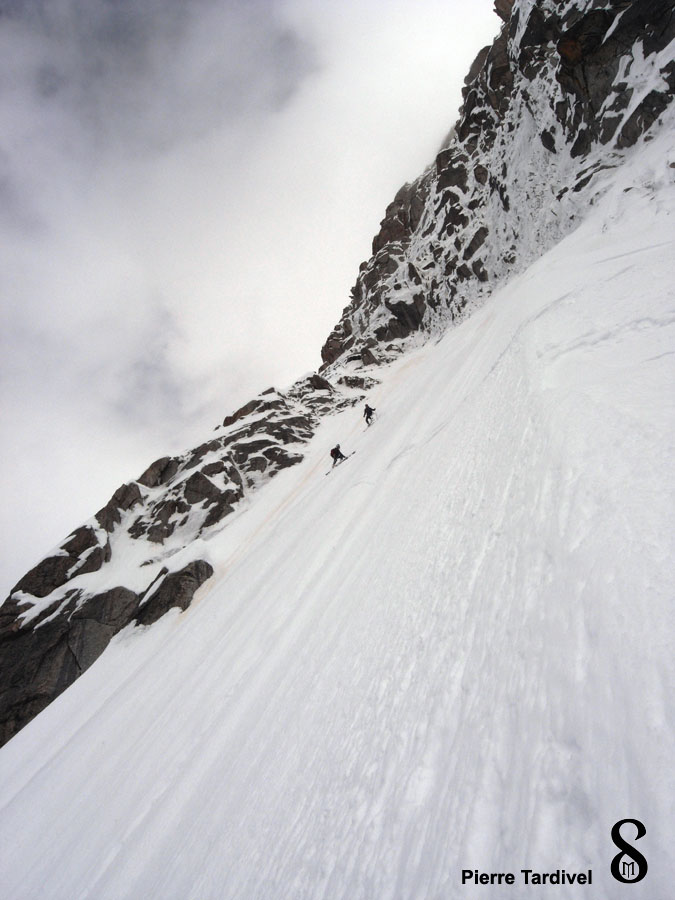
[610,819,648,884]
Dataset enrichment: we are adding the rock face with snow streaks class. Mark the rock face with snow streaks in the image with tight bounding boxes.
[1,0,673,746]
[320,0,675,368]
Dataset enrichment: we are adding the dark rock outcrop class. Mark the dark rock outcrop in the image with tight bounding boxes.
[0,558,213,747]
[138,457,181,488]
[95,482,143,532]
[136,561,214,627]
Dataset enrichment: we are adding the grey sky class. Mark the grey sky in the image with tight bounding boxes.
[1,0,498,594]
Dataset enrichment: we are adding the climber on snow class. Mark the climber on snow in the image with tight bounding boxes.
[330,444,347,467]
[364,404,375,426]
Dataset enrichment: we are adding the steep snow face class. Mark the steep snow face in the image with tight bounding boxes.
[1,125,673,899]
[320,0,675,366]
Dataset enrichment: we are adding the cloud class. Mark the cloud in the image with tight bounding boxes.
[1,0,314,149]
[1,0,498,592]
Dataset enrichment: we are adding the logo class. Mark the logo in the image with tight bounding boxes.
[610,819,648,883]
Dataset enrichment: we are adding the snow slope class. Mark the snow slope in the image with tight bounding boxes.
[0,131,673,898]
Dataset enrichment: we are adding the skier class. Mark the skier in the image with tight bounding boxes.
[364,404,376,426]
[330,444,347,467]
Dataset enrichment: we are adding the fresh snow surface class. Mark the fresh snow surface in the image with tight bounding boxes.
[1,133,674,899]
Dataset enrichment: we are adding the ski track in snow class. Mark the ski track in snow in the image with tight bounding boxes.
[1,137,674,899]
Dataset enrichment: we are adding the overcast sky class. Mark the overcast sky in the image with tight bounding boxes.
[1,0,498,594]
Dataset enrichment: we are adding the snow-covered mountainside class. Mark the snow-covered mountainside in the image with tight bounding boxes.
[0,2,673,892]
[2,0,673,749]
[1,123,673,899]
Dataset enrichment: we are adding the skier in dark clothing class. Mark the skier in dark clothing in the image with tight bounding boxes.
[364,404,375,426]
[330,444,347,467]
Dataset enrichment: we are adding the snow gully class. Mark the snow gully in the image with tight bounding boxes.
[461,869,593,887]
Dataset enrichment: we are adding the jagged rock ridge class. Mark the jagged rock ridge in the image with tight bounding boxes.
[320,0,675,368]
[1,0,673,747]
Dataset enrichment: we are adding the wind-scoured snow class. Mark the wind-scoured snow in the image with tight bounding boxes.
[0,130,673,898]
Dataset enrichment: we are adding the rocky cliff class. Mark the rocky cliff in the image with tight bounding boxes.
[1,0,673,746]
[320,0,675,368]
